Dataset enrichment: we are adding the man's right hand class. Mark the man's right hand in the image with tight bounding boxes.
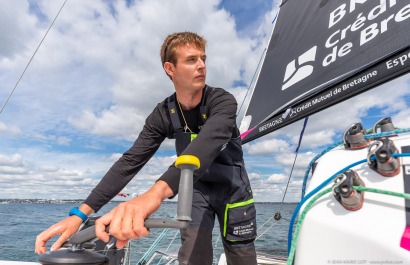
[95,180,174,249]
[35,204,94,254]
[35,215,83,254]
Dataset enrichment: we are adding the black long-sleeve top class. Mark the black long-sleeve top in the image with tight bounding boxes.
[84,86,239,212]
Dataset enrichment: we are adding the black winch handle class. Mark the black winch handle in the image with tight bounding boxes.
[69,155,200,245]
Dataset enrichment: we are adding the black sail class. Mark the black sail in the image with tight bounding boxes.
[241,0,410,144]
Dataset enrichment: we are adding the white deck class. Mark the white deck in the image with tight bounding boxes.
[218,253,286,265]
[295,133,410,264]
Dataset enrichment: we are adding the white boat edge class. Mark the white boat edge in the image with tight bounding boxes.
[218,253,286,265]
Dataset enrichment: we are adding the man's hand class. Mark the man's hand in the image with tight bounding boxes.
[95,181,173,249]
[35,216,82,254]
[35,204,93,254]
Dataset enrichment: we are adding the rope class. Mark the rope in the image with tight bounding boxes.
[164,230,179,253]
[256,212,278,233]
[255,220,280,241]
[363,127,410,139]
[0,0,68,116]
[137,228,170,264]
[291,159,368,250]
[300,141,342,198]
[287,187,332,265]
[301,127,410,198]
[254,118,309,245]
[290,152,410,252]
[156,230,180,265]
[287,186,410,265]
[355,186,410,199]
[277,117,309,213]
[137,215,178,264]
[237,48,266,116]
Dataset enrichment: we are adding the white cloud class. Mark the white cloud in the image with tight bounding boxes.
[0,153,24,166]
[267,173,287,184]
[0,1,37,59]
[0,0,409,204]
[245,138,291,155]
[68,107,146,141]
[392,108,410,129]
[0,122,21,136]
[291,129,336,150]
[276,151,315,168]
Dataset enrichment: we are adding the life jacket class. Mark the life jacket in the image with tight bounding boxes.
[167,86,210,156]
[167,86,256,242]
[166,86,252,202]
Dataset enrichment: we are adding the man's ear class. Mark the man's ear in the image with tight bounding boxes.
[163,62,174,77]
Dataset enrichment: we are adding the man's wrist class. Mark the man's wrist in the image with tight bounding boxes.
[69,207,88,223]
[78,203,94,215]
[153,180,174,200]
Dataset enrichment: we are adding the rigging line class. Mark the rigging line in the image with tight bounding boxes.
[256,207,285,232]
[0,0,68,116]
[255,220,279,241]
[279,153,299,211]
[256,215,276,232]
[247,208,290,241]
[236,48,266,116]
[278,117,309,211]
[156,230,180,265]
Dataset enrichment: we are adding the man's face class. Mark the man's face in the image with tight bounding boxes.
[167,43,207,92]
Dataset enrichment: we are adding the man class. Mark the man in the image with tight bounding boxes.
[35,32,257,265]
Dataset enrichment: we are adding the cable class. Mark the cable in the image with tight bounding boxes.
[237,48,267,116]
[279,117,308,205]
[287,187,332,265]
[364,128,410,139]
[0,0,68,116]
[300,141,342,198]
[288,158,367,251]
[255,220,280,241]
[287,186,410,265]
[289,152,410,252]
[255,118,309,244]
[301,127,410,198]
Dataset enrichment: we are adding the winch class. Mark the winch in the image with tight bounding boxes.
[343,123,369,150]
[38,155,200,265]
[372,117,395,134]
[332,170,365,211]
[367,137,400,177]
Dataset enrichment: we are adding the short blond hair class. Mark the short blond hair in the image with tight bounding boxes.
[160,32,207,77]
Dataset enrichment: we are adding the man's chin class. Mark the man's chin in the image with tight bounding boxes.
[193,80,206,89]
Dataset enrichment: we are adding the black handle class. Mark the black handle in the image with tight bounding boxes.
[68,219,189,244]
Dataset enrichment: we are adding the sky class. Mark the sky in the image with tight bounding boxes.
[0,0,409,203]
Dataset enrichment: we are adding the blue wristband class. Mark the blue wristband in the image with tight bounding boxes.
[69,207,88,223]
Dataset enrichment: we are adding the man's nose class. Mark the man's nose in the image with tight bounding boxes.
[197,58,206,69]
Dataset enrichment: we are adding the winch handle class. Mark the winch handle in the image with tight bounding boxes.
[69,155,200,245]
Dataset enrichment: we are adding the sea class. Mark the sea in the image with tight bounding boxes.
[0,201,297,264]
